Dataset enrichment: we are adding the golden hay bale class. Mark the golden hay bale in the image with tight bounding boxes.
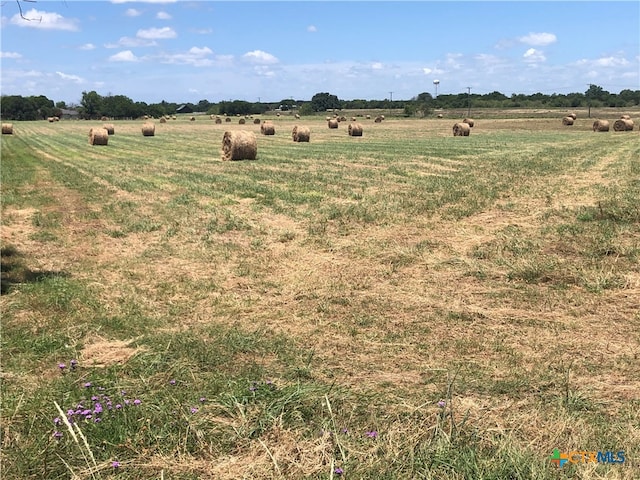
[562,116,574,126]
[292,125,311,142]
[620,114,631,120]
[88,127,109,145]
[453,122,471,136]
[48,117,55,123]
[103,123,115,135]
[328,118,339,129]
[338,116,347,122]
[253,118,261,124]
[462,118,475,127]
[261,121,276,135]
[350,117,357,122]
[225,117,231,122]
[374,115,383,123]
[325,116,331,121]
[348,122,363,136]
[215,118,222,124]
[101,116,108,121]
[592,119,610,132]
[160,117,167,124]
[2,123,14,134]
[613,118,634,131]
[142,122,155,136]
[239,118,246,124]
[568,112,577,120]
[295,114,300,119]
[221,130,257,161]
[190,116,196,121]
[437,113,443,118]
[366,114,371,119]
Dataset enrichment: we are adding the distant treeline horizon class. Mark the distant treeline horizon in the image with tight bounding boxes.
[1,85,639,121]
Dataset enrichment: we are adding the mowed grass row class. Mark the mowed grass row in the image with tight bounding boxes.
[1,115,639,479]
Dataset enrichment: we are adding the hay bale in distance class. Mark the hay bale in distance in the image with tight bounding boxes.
[253,118,261,124]
[568,112,577,120]
[225,117,231,122]
[463,118,475,127]
[437,113,444,119]
[103,123,115,135]
[89,127,109,145]
[348,122,363,137]
[221,130,257,161]
[239,118,246,124]
[295,114,300,119]
[2,123,14,134]
[592,119,610,132]
[328,118,339,129]
[215,118,222,124]
[613,118,634,131]
[292,125,310,142]
[562,116,574,126]
[374,115,383,123]
[160,117,167,124]
[453,122,471,136]
[261,121,276,135]
[620,114,631,120]
[142,122,155,136]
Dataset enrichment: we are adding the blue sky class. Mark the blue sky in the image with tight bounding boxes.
[1,1,639,105]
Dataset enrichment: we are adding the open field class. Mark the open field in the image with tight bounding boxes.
[1,110,639,479]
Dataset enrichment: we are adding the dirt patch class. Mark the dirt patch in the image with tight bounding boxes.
[80,337,146,367]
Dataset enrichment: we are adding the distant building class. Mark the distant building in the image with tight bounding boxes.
[59,109,80,120]
[176,105,193,114]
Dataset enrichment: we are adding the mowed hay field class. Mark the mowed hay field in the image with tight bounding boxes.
[1,111,639,479]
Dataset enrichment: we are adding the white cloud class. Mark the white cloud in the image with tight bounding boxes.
[125,8,142,17]
[243,50,278,64]
[593,56,630,67]
[371,62,383,70]
[307,25,317,33]
[523,48,546,63]
[111,0,177,3]
[422,67,433,75]
[79,43,96,51]
[10,9,79,31]
[0,51,22,59]
[56,72,84,83]
[109,50,139,62]
[519,32,557,47]
[105,37,157,48]
[191,28,213,34]
[157,11,172,20]
[160,46,214,67]
[137,26,176,39]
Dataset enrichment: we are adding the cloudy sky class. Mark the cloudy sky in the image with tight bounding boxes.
[1,1,638,105]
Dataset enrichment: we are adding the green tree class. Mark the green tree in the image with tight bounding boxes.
[80,90,103,119]
[0,95,39,120]
[310,92,341,112]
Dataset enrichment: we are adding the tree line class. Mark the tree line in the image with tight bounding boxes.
[1,85,638,121]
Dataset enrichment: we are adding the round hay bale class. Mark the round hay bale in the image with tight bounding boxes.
[295,114,300,119]
[103,123,115,135]
[239,118,246,124]
[101,116,109,122]
[568,112,577,120]
[328,118,339,129]
[172,116,177,120]
[613,118,634,131]
[348,122,363,137]
[48,117,56,123]
[142,122,155,136]
[350,117,357,122]
[160,117,167,123]
[374,115,383,123]
[366,114,371,120]
[261,121,275,135]
[592,119,610,132]
[215,118,222,124]
[253,118,261,124]
[221,130,257,161]
[620,114,631,120]
[190,116,196,122]
[338,116,347,122]
[88,127,109,145]
[292,125,311,142]
[562,116,574,126]
[326,116,331,121]
[2,123,14,135]
[225,117,231,122]
[453,122,471,136]
[462,118,475,127]
[437,113,444,118]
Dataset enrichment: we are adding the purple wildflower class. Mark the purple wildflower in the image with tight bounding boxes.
[94,403,103,414]
[133,399,141,406]
[199,397,206,403]
[93,417,101,423]
[341,428,349,434]
[190,407,198,414]
[169,379,176,385]
[438,400,446,408]
[365,430,378,438]
[58,363,66,371]
[53,431,63,440]
[53,417,61,425]
[334,467,344,475]
[83,382,92,388]
[111,461,120,469]
[70,359,78,369]
[115,404,122,410]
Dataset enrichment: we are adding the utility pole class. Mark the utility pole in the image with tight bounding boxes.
[586,84,592,118]
[389,91,393,115]
[466,87,472,117]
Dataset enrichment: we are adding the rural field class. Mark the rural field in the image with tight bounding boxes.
[1,109,639,479]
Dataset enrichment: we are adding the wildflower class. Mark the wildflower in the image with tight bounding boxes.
[190,407,198,414]
[169,379,176,385]
[53,417,61,425]
[115,404,122,410]
[120,390,127,396]
[94,417,101,423]
[111,461,120,469]
[84,382,92,388]
[133,399,141,406]
[70,359,78,369]
[199,397,206,403]
[58,363,66,371]
[53,431,63,440]
[94,403,103,414]
[438,400,446,408]
[341,428,348,434]
[334,467,344,475]
[124,399,130,405]
[365,430,378,438]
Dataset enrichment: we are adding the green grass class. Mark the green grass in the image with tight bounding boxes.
[1,115,639,479]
